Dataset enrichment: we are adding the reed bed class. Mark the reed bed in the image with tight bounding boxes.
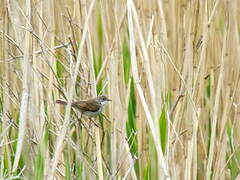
[0,0,240,179]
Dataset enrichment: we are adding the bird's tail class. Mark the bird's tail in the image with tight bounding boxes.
[56,99,68,105]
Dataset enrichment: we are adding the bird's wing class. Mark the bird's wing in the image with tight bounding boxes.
[72,100,101,112]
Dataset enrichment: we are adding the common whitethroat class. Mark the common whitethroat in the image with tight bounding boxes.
[56,95,111,117]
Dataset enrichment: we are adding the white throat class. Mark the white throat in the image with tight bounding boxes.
[100,101,108,105]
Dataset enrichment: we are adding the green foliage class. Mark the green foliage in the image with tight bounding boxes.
[206,76,211,98]
[34,149,44,180]
[227,123,240,179]
[64,150,72,180]
[165,92,172,109]
[96,8,104,94]
[34,129,49,180]
[96,74,103,95]
[128,80,136,124]
[75,159,83,179]
[149,135,158,178]
[93,20,103,95]
[3,148,10,176]
[126,80,136,145]
[122,40,131,84]
[159,108,167,154]
[228,154,240,180]
[56,58,64,85]
[143,163,151,180]
[126,79,139,176]
[97,10,103,47]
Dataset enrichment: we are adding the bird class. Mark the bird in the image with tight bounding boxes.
[56,95,111,117]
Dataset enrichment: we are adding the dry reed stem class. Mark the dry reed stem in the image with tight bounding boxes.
[12,0,31,172]
[130,2,157,120]
[206,16,228,180]
[1,0,240,179]
[47,0,96,179]
[85,1,104,179]
[127,0,169,178]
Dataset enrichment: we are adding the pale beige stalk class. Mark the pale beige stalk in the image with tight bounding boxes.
[206,20,228,180]
[127,0,170,178]
[10,0,31,172]
[47,0,96,179]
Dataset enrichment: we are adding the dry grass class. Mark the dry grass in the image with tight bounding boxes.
[0,0,240,179]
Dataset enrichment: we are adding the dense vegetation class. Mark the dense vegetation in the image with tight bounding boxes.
[0,0,240,179]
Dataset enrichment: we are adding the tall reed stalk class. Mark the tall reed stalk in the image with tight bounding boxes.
[0,0,240,179]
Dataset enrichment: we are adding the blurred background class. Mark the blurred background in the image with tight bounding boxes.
[0,0,240,179]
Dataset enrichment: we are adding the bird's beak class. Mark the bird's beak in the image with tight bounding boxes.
[107,98,112,101]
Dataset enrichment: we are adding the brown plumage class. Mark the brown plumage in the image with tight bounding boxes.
[56,95,111,117]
